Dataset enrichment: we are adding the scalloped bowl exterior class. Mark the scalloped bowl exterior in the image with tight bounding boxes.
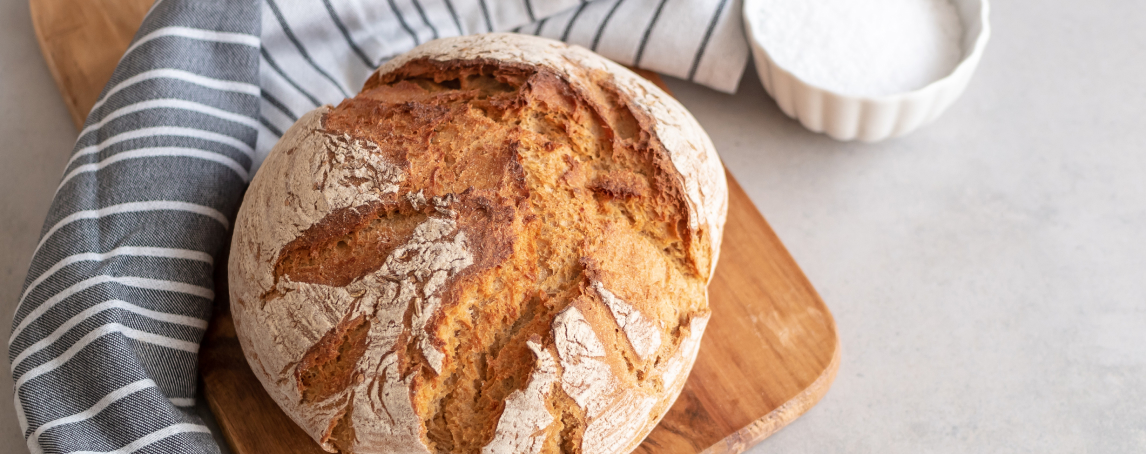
[744,0,991,142]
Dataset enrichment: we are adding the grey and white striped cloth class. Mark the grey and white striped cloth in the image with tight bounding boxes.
[9,0,748,453]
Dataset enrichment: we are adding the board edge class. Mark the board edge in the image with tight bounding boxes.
[702,338,840,453]
[26,0,83,129]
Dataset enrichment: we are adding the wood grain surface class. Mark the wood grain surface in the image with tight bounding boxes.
[31,1,840,452]
[29,0,155,129]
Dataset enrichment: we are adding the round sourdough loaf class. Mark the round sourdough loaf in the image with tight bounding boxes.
[229,33,728,454]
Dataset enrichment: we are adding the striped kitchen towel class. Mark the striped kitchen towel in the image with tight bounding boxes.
[8,0,748,453]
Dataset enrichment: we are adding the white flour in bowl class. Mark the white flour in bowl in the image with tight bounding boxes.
[748,0,964,97]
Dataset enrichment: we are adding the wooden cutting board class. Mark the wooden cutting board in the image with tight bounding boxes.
[30,1,840,452]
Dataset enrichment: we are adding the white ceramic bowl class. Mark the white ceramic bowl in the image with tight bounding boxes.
[743,0,991,142]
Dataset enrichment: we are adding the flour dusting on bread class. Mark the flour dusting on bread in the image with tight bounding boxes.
[318,133,404,210]
[591,281,662,360]
[481,339,558,454]
[552,306,615,417]
[379,214,473,374]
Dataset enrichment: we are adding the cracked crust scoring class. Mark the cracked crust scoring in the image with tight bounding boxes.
[481,339,558,454]
[230,33,727,454]
[372,33,728,271]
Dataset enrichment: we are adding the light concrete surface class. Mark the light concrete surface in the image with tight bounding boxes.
[2,1,1144,453]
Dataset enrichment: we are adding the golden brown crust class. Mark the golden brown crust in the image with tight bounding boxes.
[230,34,727,454]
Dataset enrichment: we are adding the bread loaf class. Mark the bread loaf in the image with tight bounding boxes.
[228,33,727,454]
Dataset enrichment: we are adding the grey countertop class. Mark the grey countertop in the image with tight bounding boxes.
[3,0,1144,452]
